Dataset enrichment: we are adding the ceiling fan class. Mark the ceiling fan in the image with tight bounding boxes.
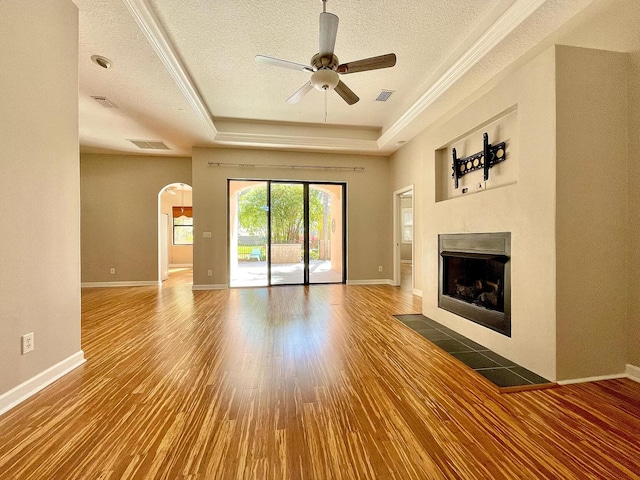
[255,0,396,106]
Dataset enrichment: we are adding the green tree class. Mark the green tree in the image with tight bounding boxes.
[238,184,326,243]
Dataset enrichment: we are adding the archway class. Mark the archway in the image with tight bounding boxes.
[158,183,193,284]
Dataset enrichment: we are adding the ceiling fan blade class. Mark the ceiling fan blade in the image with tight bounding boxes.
[287,82,314,104]
[337,53,396,74]
[334,80,359,105]
[255,55,313,72]
[319,12,339,57]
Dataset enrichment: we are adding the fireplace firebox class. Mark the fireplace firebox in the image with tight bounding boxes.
[438,233,511,336]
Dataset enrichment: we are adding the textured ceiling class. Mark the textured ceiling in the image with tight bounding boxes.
[73,0,640,157]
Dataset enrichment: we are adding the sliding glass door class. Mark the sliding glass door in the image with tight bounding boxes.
[270,182,305,285]
[229,181,268,287]
[309,184,344,284]
[229,180,345,287]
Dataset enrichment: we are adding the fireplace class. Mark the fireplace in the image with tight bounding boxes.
[438,232,511,336]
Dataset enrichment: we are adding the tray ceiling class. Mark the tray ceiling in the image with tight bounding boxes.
[73,0,637,156]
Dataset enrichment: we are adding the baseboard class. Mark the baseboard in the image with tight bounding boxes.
[412,288,423,297]
[346,279,393,286]
[169,264,193,268]
[81,281,159,288]
[557,373,627,386]
[0,351,86,417]
[192,284,227,291]
[626,364,640,383]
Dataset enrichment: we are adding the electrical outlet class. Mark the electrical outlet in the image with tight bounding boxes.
[21,332,34,355]
[207,269,213,277]
[110,268,116,274]
[378,266,383,272]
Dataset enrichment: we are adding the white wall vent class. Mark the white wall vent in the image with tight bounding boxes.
[375,90,395,102]
[128,139,171,150]
[91,96,118,108]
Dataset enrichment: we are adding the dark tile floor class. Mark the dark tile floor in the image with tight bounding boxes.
[394,314,552,389]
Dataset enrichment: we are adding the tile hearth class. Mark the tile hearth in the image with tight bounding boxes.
[394,314,553,392]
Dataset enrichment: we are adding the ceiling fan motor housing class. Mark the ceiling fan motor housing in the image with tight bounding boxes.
[311,53,339,70]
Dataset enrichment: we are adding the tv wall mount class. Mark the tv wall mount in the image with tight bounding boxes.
[451,133,506,189]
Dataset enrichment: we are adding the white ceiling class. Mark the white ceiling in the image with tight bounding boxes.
[73,0,640,157]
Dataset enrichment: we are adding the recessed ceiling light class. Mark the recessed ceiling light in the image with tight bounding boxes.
[91,55,112,69]
[395,140,406,146]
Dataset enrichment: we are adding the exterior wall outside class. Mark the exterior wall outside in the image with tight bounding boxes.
[191,148,392,287]
[0,0,82,395]
[80,154,191,282]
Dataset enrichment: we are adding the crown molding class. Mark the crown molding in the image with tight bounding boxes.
[212,132,382,155]
[122,0,217,138]
[377,0,547,149]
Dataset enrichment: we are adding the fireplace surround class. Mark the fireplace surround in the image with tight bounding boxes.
[438,232,511,336]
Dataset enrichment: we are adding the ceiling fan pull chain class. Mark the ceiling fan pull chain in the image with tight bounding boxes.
[325,90,328,123]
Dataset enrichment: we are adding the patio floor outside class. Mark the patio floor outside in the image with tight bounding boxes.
[230,260,343,287]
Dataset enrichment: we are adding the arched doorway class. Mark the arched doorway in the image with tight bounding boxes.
[158,183,193,284]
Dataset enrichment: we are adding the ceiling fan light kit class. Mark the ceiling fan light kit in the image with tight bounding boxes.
[311,69,339,91]
[255,0,396,106]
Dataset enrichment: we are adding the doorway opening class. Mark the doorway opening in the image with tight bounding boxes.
[158,183,193,285]
[393,185,414,292]
[229,180,346,287]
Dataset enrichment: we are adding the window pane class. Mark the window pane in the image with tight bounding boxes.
[174,225,193,245]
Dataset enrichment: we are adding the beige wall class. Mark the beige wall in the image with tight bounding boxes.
[628,50,640,368]
[0,1,81,395]
[81,154,191,283]
[191,148,392,287]
[393,43,637,381]
[418,47,558,380]
[555,46,629,380]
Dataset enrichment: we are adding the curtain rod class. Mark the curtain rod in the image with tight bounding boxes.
[207,161,365,172]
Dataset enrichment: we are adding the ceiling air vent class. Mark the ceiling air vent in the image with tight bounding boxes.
[128,139,171,150]
[375,90,394,102]
[91,96,118,108]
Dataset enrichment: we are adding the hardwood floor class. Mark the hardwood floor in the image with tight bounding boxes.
[400,263,412,292]
[0,278,639,479]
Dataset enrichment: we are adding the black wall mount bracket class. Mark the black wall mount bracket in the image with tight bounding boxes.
[451,133,506,189]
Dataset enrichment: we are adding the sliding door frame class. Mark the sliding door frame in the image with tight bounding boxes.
[228,179,346,287]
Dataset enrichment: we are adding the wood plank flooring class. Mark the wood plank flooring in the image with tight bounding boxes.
[0,272,639,479]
